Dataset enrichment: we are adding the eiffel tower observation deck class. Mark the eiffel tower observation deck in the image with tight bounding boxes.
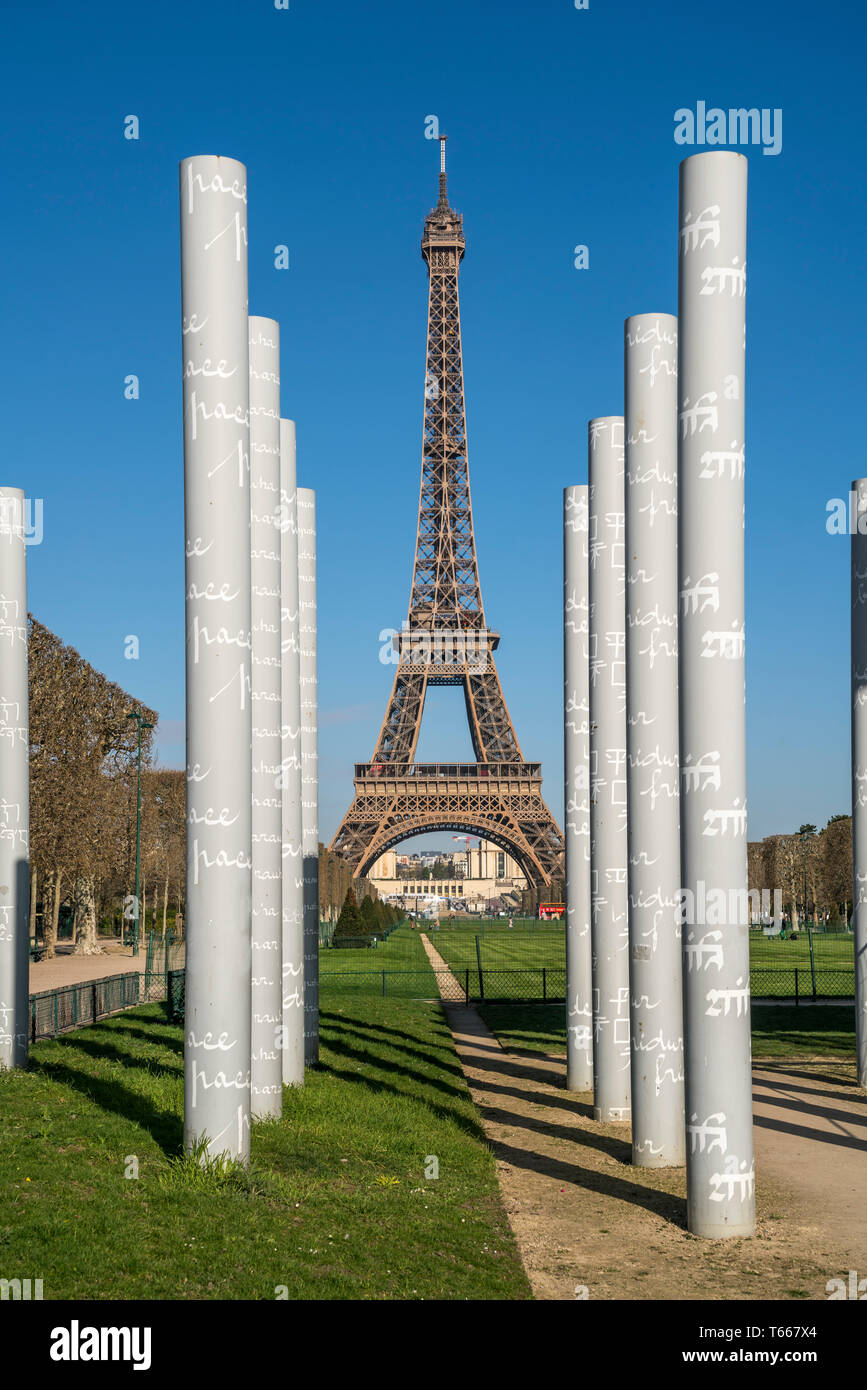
[331,138,564,886]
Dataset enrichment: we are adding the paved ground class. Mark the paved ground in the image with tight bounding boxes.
[30,941,149,992]
[422,933,866,1301]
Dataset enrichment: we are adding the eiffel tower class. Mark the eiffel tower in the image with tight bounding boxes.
[331,137,564,885]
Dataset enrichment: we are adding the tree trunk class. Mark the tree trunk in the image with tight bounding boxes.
[29,863,38,945]
[72,875,102,955]
[41,868,60,959]
[162,876,168,937]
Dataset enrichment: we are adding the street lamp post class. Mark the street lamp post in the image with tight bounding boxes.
[799,825,818,995]
[802,837,808,930]
[128,709,154,956]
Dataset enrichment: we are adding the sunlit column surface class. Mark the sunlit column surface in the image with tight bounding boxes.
[588,418,631,1122]
[0,489,29,1070]
[297,486,319,1066]
[678,151,754,1236]
[180,154,253,1161]
[280,420,305,1086]
[851,477,867,1088]
[624,313,684,1166]
[564,484,593,1091]
[249,316,283,1118]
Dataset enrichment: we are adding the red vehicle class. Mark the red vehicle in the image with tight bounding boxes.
[538,902,564,921]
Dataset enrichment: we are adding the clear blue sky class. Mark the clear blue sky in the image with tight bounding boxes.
[1,0,862,846]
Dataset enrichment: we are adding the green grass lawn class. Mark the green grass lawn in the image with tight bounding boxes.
[428,929,855,1000]
[318,924,855,1001]
[319,924,439,996]
[476,1001,857,1061]
[0,989,531,1300]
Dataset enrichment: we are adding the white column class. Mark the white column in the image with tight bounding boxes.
[249,316,283,1118]
[564,484,592,1091]
[280,420,305,1085]
[298,486,319,1066]
[851,477,867,1088]
[0,490,29,1070]
[624,313,684,1166]
[180,154,252,1162]
[678,151,754,1236]
[588,417,631,1122]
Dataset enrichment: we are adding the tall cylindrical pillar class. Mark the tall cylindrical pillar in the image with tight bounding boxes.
[0,490,29,1071]
[280,420,305,1086]
[851,477,867,1089]
[180,154,252,1162]
[624,313,684,1166]
[678,151,754,1236]
[564,484,593,1092]
[297,486,319,1066]
[249,316,283,1119]
[588,417,631,1122]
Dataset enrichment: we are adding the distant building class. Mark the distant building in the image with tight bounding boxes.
[369,838,526,904]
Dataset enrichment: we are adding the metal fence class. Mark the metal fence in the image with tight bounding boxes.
[29,971,169,1042]
[750,967,855,1002]
[318,965,855,1004]
[142,930,186,984]
[28,959,855,1043]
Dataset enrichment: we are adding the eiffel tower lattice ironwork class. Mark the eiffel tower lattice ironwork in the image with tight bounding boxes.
[331,138,564,886]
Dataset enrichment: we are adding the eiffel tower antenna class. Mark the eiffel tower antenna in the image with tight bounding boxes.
[438,133,448,205]
[330,138,564,885]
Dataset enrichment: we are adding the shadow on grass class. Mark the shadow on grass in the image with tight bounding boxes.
[30,1056,183,1155]
[320,1014,465,1081]
[316,1059,488,1145]
[38,1033,183,1079]
[319,1033,470,1106]
[101,1023,184,1055]
[30,1010,185,1155]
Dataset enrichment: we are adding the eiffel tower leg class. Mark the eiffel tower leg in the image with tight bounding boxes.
[372,668,427,763]
[464,668,521,762]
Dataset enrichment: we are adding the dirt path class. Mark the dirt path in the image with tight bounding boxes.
[419,932,464,997]
[432,992,865,1301]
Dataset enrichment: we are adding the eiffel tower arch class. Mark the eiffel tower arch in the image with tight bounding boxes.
[331,138,564,887]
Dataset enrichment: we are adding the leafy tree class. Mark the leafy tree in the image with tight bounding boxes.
[359,894,379,933]
[28,617,157,957]
[334,886,363,938]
